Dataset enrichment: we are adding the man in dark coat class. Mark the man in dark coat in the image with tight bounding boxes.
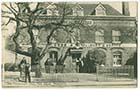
[19,57,27,77]
[25,63,31,82]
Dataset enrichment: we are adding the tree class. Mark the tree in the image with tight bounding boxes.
[126,52,137,78]
[125,20,137,78]
[2,2,90,77]
[83,49,106,73]
[86,49,106,65]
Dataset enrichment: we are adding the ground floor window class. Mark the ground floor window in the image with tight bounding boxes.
[113,51,122,66]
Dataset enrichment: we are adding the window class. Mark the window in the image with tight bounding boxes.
[113,51,122,66]
[96,9,106,16]
[47,9,53,16]
[95,3,106,16]
[72,3,84,16]
[47,4,59,16]
[69,28,80,43]
[73,10,84,16]
[112,30,121,43]
[95,30,104,43]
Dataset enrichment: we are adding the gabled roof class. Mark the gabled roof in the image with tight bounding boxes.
[72,3,83,10]
[39,3,123,16]
[95,3,106,10]
[79,4,122,16]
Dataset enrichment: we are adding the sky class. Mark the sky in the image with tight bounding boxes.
[108,2,137,17]
[2,2,138,16]
[79,2,137,17]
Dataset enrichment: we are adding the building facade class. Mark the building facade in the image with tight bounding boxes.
[19,2,137,73]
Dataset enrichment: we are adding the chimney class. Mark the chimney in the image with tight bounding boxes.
[122,2,130,16]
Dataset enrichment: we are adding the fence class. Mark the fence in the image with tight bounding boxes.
[39,65,135,82]
[3,64,135,82]
[96,65,134,81]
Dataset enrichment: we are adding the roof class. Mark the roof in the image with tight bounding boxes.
[79,4,122,16]
[39,3,123,16]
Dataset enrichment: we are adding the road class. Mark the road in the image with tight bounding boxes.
[2,71,137,88]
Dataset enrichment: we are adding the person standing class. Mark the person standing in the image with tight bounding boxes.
[25,63,31,83]
[79,58,84,73]
[19,57,27,78]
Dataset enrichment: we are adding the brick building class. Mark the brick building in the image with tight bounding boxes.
[18,2,137,73]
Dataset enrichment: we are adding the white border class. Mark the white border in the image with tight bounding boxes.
[0,0,139,90]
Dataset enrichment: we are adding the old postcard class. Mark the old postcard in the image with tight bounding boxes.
[1,1,137,88]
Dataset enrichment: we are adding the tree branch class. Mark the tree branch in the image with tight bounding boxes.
[2,16,16,25]
[3,3,17,16]
[10,3,17,13]
[15,48,32,57]
[15,3,21,13]
[12,19,31,57]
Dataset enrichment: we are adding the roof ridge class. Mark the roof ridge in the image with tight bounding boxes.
[40,3,123,16]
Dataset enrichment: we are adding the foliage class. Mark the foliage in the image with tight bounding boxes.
[86,49,106,65]
[125,52,137,78]
[79,49,106,73]
[5,35,15,51]
[2,2,87,77]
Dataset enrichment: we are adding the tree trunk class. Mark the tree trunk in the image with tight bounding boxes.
[31,59,42,78]
[31,50,42,78]
[35,64,42,78]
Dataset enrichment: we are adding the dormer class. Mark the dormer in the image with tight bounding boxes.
[95,2,106,16]
[46,3,59,16]
[72,3,84,16]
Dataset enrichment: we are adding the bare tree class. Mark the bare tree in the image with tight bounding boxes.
[2,2,93,77]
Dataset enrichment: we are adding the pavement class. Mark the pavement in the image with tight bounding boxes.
[2,71,137,88]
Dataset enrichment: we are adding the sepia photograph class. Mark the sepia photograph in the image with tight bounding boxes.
[1,1,137,88]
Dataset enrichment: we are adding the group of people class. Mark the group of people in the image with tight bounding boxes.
[76,57,97,73]
[18,57,31,83]
[44,57,97,73]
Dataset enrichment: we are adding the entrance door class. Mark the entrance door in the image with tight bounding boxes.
[50,51,58,63]
[47,51,58,73]
[71,53,82,73]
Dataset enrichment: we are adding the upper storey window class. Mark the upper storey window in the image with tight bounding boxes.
[112,30,121,43]
[95,3,106,16]
[72,3,84,16]
[46,4,59,16]
[95,30,104,43]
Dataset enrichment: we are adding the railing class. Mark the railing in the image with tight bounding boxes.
[96,65,134,81]
[44,65,65,73]
[4,64,135,82]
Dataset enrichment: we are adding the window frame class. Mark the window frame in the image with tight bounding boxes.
[95,4,106,16]
[113,51,122,66]
[95,30,104,43]
[112,30,121,43]
[72,4,84,16]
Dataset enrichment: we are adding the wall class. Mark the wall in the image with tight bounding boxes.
[38,17,136,44]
